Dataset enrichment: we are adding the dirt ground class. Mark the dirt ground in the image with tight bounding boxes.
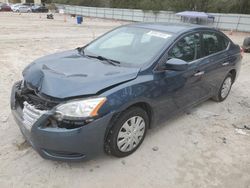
[0,12,250,188]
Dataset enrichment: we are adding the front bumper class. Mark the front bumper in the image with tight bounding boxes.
[11,82,112,161]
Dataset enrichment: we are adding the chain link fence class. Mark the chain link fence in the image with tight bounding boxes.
[57,4,250,32]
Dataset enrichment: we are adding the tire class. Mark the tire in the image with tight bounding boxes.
[212,73,233,102]
[106,107,149,157]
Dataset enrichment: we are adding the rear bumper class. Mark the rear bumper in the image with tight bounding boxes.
[11,82,113,161]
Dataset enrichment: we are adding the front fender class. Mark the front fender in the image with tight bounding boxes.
[99,74,158,130]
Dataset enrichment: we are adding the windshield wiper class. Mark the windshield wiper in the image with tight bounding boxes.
[78,48,121,66]
[85,55,121,66]
[76,47,84,54]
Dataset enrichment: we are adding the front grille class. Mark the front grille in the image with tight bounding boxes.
[23,101,48,130]
[24,93,58,110]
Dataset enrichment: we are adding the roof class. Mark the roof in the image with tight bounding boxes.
[130,22,208,34]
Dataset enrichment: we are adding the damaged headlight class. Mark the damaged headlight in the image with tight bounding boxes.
[55,97,107,119]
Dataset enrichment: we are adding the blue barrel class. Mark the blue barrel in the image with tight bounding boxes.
[76,16,83,24]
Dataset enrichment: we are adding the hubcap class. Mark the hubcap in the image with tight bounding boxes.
[117,116,145,152]
[221,77,232,99]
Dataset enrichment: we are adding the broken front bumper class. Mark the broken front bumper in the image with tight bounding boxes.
[10,82,112,161]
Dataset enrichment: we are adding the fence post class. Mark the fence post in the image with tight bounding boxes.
[216,15,221,29]
[122,9,124,20]
[236,16,241,32]
[132,9,134,21]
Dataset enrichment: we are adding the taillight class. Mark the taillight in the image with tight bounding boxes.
[240,47,244,58]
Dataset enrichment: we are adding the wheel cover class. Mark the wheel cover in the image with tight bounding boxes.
[221,77,232,99]
[117,116,145,152]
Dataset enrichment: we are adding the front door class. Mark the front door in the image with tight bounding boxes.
[154,32,211,122]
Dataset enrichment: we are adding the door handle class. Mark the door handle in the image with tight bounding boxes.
[222,62,229,66]
[193,71,205,77]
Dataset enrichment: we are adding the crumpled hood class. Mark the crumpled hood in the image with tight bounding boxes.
[23,50,140,99]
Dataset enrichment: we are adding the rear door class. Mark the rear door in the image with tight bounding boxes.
[198,31,231,94]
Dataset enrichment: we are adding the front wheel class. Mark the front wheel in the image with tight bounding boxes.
[106,107,149,157]
[212,73,233,102]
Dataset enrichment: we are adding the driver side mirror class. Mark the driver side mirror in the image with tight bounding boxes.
[164,58,188,71]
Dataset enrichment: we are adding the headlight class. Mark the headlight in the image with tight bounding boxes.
[55,97,106,119]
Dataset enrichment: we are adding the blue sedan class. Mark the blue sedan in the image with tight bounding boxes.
[11,23,242,161]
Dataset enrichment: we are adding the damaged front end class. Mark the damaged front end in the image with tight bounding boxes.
[12,80,92,130]
[15,80,59,110]
[10,50,140,161]
[11,80,113,161]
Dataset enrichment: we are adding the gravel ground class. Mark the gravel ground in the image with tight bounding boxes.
[0,12,250,188]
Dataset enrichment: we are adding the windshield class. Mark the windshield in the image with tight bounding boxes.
[83,26,173,67]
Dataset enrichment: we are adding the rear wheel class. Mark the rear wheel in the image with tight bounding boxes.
[106,107,149,157]
[212,73,233,102]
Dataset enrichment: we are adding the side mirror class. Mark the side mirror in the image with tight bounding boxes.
[165,58,188,71]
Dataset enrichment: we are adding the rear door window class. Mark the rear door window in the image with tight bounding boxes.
[202,32,229,56]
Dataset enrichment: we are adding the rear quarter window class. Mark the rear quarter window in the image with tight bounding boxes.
[220,35,230,50]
